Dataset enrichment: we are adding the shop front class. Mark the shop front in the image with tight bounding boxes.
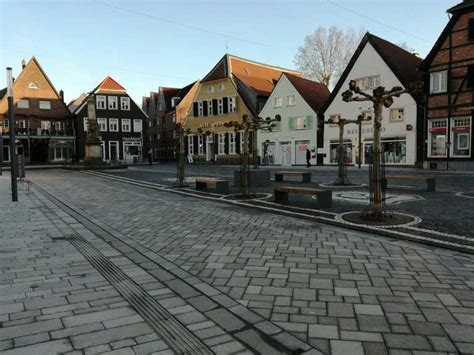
[363,136,407,164]
[123,137,142,164]
[329,139,353,165]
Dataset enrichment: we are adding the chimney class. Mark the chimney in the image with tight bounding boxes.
[59,90,64,102]
[21,59,26,69]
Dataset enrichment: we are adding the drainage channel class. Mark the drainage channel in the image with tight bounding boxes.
[66,234,213,355]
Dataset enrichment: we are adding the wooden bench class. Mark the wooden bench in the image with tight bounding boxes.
[382,175,436,192]
[274,186,332,208]
[195,177,229,194]
[275,171,311,183]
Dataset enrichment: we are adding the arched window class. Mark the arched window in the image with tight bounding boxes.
[28,82,39,89]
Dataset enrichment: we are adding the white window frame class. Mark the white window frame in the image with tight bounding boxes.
[121,118,131,132]
[228,96,236,113]
[451,117,471,158]
[39,100,51,110]
[287,95,296,106]
[430,70,448,94]
[133,119,142,133]
[428,118,448,158]
[120,97,130,111]
[108,96,118,110]
[198,102,204,117]
[198,135,204,155]
[218,133,225,155]
[83,117,89,131]
[17,99,29,109]
[207,100,213,116]
[188,135,194,155]
[390,108,404,122]
[28,82,39,89]
[96,95,107,109]
[217,99,223,115]
[274,97,283,108]
[4,119,9,128]
[19,120,29,129]
[54,121,65,131]
[229,132,236,154]
[97,118,107,132]
[109,118,119,132]
[295,117,306,130]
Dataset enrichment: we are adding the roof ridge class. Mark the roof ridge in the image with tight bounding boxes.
[227,53,302,75]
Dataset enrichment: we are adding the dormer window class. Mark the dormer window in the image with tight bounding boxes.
[171,97,181,108]
[28,82,39,89]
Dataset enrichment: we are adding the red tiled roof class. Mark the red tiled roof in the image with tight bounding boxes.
[285,74,330,114]
[97,76,126,91]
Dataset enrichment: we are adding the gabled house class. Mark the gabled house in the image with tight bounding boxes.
[184,54,303,164]
[69,76,148,163]
[421,0,474,170]
[142,91,159,161]
[322,33,423,167]
[257,73,329,166]
[0,57,74,164]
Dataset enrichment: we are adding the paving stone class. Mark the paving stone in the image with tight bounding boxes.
[308,324,339,339]
[205,309,245,332]
[331,340,364,355]
[62,307,136,327]
[409,321,446,336]
[357,315,390,332]
[442,324,474,342]
[334,287,359,297]
[328,303,354,317]
[0,339,73,355]
[384,334,432,350]
[421,308,457,324]
[363,342,388,355]
[0,319,63,341]
[340,331,383,342]
[132,340,168,354]
[354,304,384,316]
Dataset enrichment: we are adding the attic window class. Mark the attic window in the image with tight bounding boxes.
[28,82,39,89]
[207,86,214,93]
[218,83,225,91]
[469,19,474,41]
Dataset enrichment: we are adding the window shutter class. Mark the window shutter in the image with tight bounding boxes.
[236,131,241,154]
[224,133,229,154]
[193,135,198,154]
[305,116,313,130]
[213,134,218,156]
[203,101,208,116]
[212,99,218,115]
[223,97,229,114]
[248,131,253,153]
[193,102,198,117]
[288,117,294,130]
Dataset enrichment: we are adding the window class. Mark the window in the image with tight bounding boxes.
[274,97,283,108]
[188,135,194,155]
[362,111,373,124]
[430,71,448,94]
[207,86,214,93]
[4,119,9,128]
[467,65,474,89]
[229,132,236,154]
[108,96,118,110]
[198,135,204,155]
[109,118,119,132]
[329,114,340,126]
[28,82,39,89]
[428,118,448,157]
[287,95,296,106]
[364,137,407,164]
[120,97,130,110]
[390,108,404,122]
[39,100,51,110]
[97,118,107,132]
[469,18,474,41]
[19,120,29,129]
[295,117,306,130]
[217,98,223,115]
[171,97,181,108]
[228,96,236,113]
[218,83,225,91]
[96,95,106,109]
[121,119,131,132]
[17,99,29,109]
[54,121,65,131]
[451,117,471,157]
[198,102,204,117]
[83,117,89,131]
[133,119,142,133]
[207,100,213,116]
[356,75,381,90]
[218,134,225,155]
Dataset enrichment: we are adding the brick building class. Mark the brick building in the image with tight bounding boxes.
[0,57,74,164]
[421,0,474,170]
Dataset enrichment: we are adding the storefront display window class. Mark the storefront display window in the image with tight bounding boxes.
[330,140,353,165]
[364,136,406,164]
[451,117,471,157]
[428,118,447,157]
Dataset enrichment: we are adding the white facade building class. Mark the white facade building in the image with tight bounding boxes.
[257,74,329,166]
[323,33,422,166]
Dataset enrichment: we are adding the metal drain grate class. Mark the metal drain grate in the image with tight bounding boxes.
[66,233,213,355]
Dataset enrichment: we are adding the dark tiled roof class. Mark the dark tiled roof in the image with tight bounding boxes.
[0,88,6,101]
[160,87,180,112]
[285,74,330,114]
[202,58,227,82]
[448,0,474,13]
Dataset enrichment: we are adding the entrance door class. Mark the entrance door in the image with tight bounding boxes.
[109,141,119,161]
[295,140,310,165]
[30,139,48,163]
[281,143,292,166]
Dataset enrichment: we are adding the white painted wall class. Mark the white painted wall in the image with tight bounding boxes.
[257,75,319,166]
[323,43,418,166]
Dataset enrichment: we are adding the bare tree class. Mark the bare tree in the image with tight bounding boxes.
[294,26,363,88]
[397,42,416,54]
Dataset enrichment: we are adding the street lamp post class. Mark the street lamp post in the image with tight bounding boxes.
[445,141,451,171]
[6,67,18,201]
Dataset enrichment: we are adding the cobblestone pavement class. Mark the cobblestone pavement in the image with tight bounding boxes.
[1,174,315,355]
[21,169,474,354]
[104,164,474,238]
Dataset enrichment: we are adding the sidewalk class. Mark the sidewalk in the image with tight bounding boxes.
[0,175,318,355]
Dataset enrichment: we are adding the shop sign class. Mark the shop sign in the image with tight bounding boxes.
[452,126,470,132]
[123,137,141,142]
[429,127,446,133]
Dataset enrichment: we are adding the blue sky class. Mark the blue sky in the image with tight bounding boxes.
[0,0,460,105]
